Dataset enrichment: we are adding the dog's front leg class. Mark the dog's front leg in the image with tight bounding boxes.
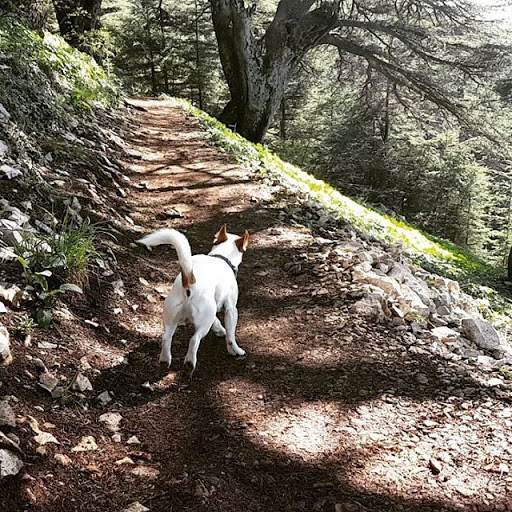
[224,307,246,357]
[160,322,177,367]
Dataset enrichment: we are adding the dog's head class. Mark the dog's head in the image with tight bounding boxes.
[211,224,250,267]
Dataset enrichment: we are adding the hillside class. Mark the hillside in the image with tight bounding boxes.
[1,24,512,512]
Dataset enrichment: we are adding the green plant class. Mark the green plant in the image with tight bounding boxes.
[14,261,83,327]
[16,212,104,275]
[13,212,107,326]
[14,313,36,335]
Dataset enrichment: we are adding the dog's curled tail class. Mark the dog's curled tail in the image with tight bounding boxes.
[136,229,196,289]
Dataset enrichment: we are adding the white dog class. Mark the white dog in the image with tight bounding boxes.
[137,225,249,376]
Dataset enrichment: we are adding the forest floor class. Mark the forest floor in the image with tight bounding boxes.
[2,99,512,512]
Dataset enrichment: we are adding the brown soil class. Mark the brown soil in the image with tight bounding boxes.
[1,99,512,512]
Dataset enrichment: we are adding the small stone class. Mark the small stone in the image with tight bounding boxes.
[0,164,22,179]
[429,458,442,475]
[54,454,72,466]
[38,372,59,393]
[112,433,122,443]
[97,390,112,405]
[98,412,123,432]
[0,449,23,478]
[126,435,141,445]
[115,457,135,465]
[33,431,59,446]
[71,436,98,452]
[487,378,504,387]
[123,502,150,512]
[131,466,159,479]
[0,400,16,427]
[37,341,58,350]
[0,323,12,366]
[416,373,429,385]
[498,408,512,418]
[71,373,93,392]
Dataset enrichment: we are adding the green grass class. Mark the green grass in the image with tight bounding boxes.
[172,98,497,281]
[0,17,117,110]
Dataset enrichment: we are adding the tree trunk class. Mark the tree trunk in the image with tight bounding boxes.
[52,0,102,48]
[210,0,337,142]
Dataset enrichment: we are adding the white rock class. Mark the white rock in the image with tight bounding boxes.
[430,327,460,343]
[71,436,98,452]
[352,269,401,296]
[99,412,123,432]
[0,141,8,156]
[126,435,141,445]
[0,164,21,179]
[71,373,93,392]
[0,103,10,122]
[112,280,125,297]
[38,372,59,393]
[397,285,430,318]
[123,502,150,512]
[0,400,15,427]
[487,378,504,387]
[350,293,389,322]
[131,466,159,479]
[97,390,112,405]
[0,449,23,478]
[34,431,60,446]
[0,323,12,365]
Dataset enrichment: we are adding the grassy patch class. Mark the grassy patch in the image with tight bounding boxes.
[0,18,117,110]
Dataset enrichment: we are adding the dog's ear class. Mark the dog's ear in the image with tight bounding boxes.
[235,230,250,253]
[214,224,228,244]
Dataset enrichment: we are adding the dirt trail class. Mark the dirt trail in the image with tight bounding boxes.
[2,99,511,512]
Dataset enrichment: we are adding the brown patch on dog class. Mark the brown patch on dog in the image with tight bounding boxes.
[181,271,196,290]
[235,230,250,253]
[214,224,228,244]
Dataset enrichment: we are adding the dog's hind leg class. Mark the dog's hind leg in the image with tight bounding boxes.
[224,306,246,357]
[211,317,226,337]
[183,318,214,377]
[160,321,177,367]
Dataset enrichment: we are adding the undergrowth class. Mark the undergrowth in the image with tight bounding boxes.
[0,17,117,111]
[14,212,107,327]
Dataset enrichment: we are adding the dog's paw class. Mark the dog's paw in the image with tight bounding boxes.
[227,343,246,357]
[159,354,172,367]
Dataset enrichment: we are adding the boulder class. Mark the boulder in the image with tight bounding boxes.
[350,293,390,322]
[397,284,431,318]
[462,318,501,352]
[352,269,401,296]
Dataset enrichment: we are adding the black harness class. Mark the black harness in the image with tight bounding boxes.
[210,254,238,277]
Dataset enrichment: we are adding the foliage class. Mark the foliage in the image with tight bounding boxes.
[267,46,512,267]
[0,17,117,120]
[13,213,106,326]
[103,0,226,111]
[176,97,500,282]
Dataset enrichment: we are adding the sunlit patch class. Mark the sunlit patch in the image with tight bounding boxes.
[260,404,338,458]
[215,379,344,460]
